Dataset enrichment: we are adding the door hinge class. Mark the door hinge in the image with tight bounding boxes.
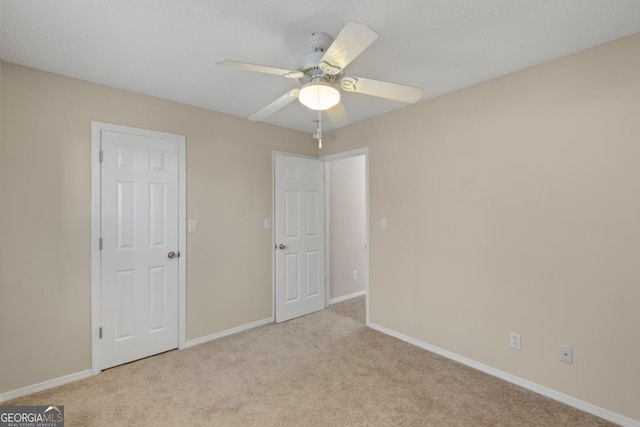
[99,238,103,250]
[99,150,104,163]
[99,327,102,339]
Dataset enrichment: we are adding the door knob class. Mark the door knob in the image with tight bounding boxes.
[277,244,286,250]
[168,251,180,259]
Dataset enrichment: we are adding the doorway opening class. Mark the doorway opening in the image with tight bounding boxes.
[323,148,370,325]
[272,148,369,325]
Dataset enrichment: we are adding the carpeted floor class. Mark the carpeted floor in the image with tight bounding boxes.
[7,296,613,426]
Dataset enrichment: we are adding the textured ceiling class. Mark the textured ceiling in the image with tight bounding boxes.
[1,0,639,134]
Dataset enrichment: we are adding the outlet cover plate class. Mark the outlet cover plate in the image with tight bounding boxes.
[559,345,573,364]
[510,332,521,350]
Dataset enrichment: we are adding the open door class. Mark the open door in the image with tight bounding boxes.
[274,153,325,322]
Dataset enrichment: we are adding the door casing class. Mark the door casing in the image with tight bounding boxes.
[90,121,187,375]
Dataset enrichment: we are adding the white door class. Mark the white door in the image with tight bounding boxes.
[100,129,180,370]
[274,154,325,322]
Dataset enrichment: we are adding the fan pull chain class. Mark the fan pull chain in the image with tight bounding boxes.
[318,109,322,149]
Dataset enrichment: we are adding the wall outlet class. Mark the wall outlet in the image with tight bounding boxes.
[509,332,521,350]
[380,218,388,230]
[559,345,573,364]
[352,270,358,280]
[187,219,198,233]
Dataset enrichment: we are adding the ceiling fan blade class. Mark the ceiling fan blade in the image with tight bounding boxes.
[319,21,378,75]
[217,60,303,79]
[341,76,422,104]
[249,88,300,122]
[326,102,350,127]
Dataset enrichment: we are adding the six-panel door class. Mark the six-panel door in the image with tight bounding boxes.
[100,130,179,370]
[275,154,325,322]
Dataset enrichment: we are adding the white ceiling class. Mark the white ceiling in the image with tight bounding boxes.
[1,0,639,133]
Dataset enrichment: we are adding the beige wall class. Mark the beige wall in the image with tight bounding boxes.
[322,33,640,421]
[0,62,316,394]
[328,155,366,300]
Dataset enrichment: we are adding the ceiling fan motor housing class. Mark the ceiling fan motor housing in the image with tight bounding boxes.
[296,51,342,84]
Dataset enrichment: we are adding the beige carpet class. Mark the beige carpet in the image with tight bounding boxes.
[7,296,613,426]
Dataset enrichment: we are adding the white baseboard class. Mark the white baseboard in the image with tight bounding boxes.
[183,317,273,349]
[329,290,366,305]
[0,369,93,403]
[368,322,639,427]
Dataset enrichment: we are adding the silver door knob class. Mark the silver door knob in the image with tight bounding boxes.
[168,251,180,259]
[277,244,286,250]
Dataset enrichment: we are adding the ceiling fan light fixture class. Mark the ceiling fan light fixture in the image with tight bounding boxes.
[298,82,340,111]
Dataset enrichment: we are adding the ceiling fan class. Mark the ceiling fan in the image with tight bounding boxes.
[218,21,423,132]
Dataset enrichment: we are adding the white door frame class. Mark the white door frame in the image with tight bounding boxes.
[320,148,370,326]
[272,148,370,326]
[90,121,187,375]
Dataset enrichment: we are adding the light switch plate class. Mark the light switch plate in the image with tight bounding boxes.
[264,218,272,230]
[187,219,198,233]
[381,218,388,230]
